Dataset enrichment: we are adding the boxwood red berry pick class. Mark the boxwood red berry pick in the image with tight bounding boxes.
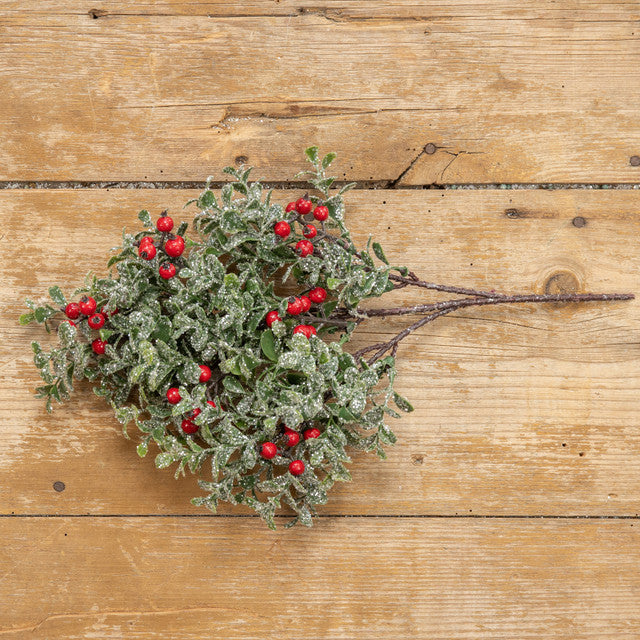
[20,147,634,529]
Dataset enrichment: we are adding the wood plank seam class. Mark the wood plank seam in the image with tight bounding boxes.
[1,182,640,190]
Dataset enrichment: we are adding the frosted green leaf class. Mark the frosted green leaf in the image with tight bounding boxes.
[138,209,152,226]
[155,452,174,469]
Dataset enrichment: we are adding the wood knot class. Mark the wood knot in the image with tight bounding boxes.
[544,271,580,295]
[234,155,248,166]
[53,481,66,492]
[88,8,108,18]
[411,454,424,466]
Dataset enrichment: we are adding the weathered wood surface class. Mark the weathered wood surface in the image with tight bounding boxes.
[1,2,640,182]
[2,189,639,517]
[1,517,639,638]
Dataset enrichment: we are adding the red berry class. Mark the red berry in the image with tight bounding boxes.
[165,236,185,258]
[289,459,305,476]
[274,221,291,238]
[285,202,297,213]
[140,236,155,246]
[313,205,329,222]
[63,319,77,328]
[156,215,174,233]
[304,428,321,440]
[65,302,81,319]
[91,339,107,355]
[296,198,313,215]
[302,224,317,239]
[260,442,278,459]
[308,287,327,304]
[186,407,201,420]
[166,387,181,404]
[285,430,300,447]
[266,310,281,327]
[207,400,217,409]
[296,240,314,257]
[199,365,211,383]
[139,243,156,260]
[287,297,304,316]
[293,324,317,339]
[87,313,105,330]
[159,262,176,280]
[181,419,199,434]
[299,295,311,313]
[79,296,97,315]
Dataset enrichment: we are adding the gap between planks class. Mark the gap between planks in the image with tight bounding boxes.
[1,182,640,190]
[0,514,639,520]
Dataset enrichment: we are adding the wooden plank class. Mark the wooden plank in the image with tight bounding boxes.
[9,0,640,17]
[2,188,639,516]
[1,4,640,182]
[0,517,638,638]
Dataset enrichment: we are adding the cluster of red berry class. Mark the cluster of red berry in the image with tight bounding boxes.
[259,426,321,476]
[63,295,113,355]
[138,213,184,280]
[165,363,218,434]
[273,197,329,261]
[268,197,330,342]
[254,196,333,476]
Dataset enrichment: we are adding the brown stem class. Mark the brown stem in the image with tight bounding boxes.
[353,307,458,363]
[351,291,634,364]
[388,272,503,298]
[359,291,635,318]
[297,313,355,328]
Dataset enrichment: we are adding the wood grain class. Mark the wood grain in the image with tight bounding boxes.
[2,189,639,517]
[1,3,640,182]
[0,517,638,638]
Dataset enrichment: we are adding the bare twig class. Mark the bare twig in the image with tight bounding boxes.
[358,291,634,318]
[351,291,634,364]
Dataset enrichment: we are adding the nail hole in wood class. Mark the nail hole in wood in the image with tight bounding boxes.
[630,155,640,166]
[53,481,66,492]
[572,216,587,228]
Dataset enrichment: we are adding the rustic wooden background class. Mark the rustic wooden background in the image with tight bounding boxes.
[1,2,639,638]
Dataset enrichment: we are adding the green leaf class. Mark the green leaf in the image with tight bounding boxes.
[378,423,397,445]
[137,441,149,457]
[19,312,35,325]
[222,376,245,394]
[305,146,319,165]
[198,190,215,209]
[48,286,66,306]
[338,407,357,422]
[260,329,278,362]
[155,452,174,469]
[372,242,389,265]
[322,152,337,169]
[393,391,414,412]
[138,209,152,227]
[34,307,52,323]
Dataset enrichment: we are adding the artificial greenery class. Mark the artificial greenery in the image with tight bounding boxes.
[21,148,413,528]
[21,147,633,528]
